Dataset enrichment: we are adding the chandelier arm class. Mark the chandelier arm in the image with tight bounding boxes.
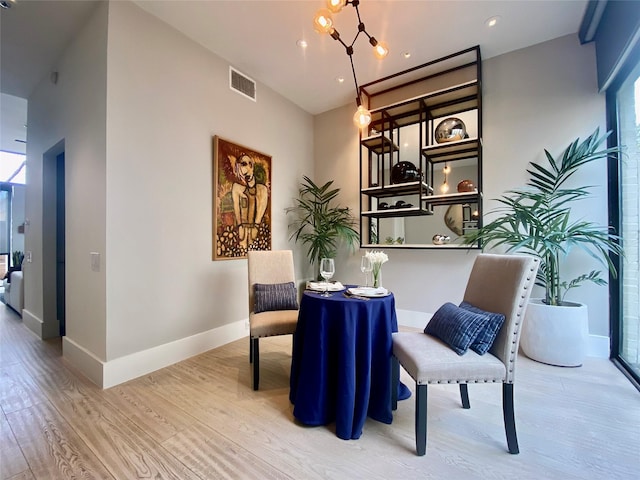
[349,53,361,103]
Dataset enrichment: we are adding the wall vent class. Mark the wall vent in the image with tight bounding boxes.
[229,67,257,102]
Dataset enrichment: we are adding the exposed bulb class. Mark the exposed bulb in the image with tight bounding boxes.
[443,164,451,174]
[326,0,346,13]
[353,105,372,129]
[440,182,450,193]
[313,9,334,34]
[373,41,389,59]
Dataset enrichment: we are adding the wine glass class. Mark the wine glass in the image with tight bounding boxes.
[360,255,372,287]
[320,258,335,297]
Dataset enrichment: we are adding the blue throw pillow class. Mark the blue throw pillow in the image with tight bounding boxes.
[254,282,299,314]
[460,301,506,355]
[424,302,490,355]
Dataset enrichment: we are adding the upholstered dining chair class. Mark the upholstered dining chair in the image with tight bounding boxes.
[247,250,299,391]
[391,253,539,456]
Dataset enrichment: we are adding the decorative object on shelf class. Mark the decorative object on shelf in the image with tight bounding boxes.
[440,163,451,193]
[212,136,271,260]
[457,179,475,192]
[379,202,390,209]
[287,175,359,279]
[384,236,405,245]
[435,117,467,143]
[432,234,450,245]
[391,161,422,184]
[365,250,388,288]
[463,128,623,366]
[312,0,389,129]
[445,204,464,235]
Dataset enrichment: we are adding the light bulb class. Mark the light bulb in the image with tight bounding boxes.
[440,182,450,193]
[326,0,346,13]
[443,164,451,174]
[353,105,372,129]
[313,9,334,34]
[373,41,389,59]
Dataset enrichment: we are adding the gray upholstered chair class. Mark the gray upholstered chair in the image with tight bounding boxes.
[391,253,539,455]
[247,250,299,390]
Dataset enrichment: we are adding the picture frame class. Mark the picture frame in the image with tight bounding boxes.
[212,136,272,260]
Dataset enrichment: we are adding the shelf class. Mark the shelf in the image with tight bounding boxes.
[361,134,399,154]
[369,80,479,129]
[361,243,481,250]
[362,206,434,218]
[361,181,433,198]
[421,190,480,206]
[422,137,480,163]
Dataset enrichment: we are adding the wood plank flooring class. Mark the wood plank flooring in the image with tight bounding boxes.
[1,305,638,479]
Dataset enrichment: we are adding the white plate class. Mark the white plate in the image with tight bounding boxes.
[347,287,390,297]
[307,281,346,292]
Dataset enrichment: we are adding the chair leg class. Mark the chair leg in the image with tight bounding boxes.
[415,384,427,456]
[252,338,260,391]
[249,336,253,363]
[391,356,399,411]
[502,383,519,454]
[459,383,470,409]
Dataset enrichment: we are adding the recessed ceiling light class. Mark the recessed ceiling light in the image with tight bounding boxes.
[485,15,501,28]
[336,76,345,83]
[296,39,308,49]
[403,52,411,59]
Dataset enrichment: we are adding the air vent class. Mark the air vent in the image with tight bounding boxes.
[229,67,256,102]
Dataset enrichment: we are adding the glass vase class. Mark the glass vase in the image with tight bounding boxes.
[372,267,382,288]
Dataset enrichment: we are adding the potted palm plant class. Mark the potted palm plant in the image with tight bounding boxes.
[287,175,359,279]
[463,128,623,366]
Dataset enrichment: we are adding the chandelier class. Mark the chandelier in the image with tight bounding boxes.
[313,0,389,129]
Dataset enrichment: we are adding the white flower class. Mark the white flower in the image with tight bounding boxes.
[366,250,389,266]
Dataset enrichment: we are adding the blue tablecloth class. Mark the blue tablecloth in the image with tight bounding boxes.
[289,288,410,440]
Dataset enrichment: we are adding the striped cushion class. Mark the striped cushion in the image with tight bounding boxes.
[424,302,490,355]
[460,301,506,355]
[254,282,298,313]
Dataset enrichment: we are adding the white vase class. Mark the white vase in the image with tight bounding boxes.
[521,298,588,367]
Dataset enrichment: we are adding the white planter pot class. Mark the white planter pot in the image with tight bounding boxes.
[521,298,588,367]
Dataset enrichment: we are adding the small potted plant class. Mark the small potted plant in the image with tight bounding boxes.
[287,175,359,279]
[463,128,623,366]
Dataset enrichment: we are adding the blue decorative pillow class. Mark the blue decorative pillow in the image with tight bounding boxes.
[254,282,299,314]
[424,302,490,355]
[460,301,506,355]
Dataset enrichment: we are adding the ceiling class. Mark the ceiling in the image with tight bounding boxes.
[1,0,589,152]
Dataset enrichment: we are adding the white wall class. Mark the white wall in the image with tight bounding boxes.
[25,1,108,348]
[25,0,313,387]
[104,2,313,361]
[314,34,610,337]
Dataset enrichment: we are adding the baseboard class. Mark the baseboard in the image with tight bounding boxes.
[66,318,249,389]
[397,308,611,358]
[63,337,105,387]
[22,309,59,339]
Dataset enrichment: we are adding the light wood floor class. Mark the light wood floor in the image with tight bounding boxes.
[1,306,638,480]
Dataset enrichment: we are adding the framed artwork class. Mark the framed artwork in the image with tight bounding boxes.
[212,136,272,260]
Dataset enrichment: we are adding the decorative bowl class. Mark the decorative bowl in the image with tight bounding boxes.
[391,161,422,184]
[434,117,467,143]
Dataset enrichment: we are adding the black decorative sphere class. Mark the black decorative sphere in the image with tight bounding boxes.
[391,161,421,184]
[435,117,467,143]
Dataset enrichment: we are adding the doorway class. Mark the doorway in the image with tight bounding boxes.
[42,141,65,337]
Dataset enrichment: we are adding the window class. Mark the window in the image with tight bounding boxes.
[611,60,640,384]
[0,151,26,184]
